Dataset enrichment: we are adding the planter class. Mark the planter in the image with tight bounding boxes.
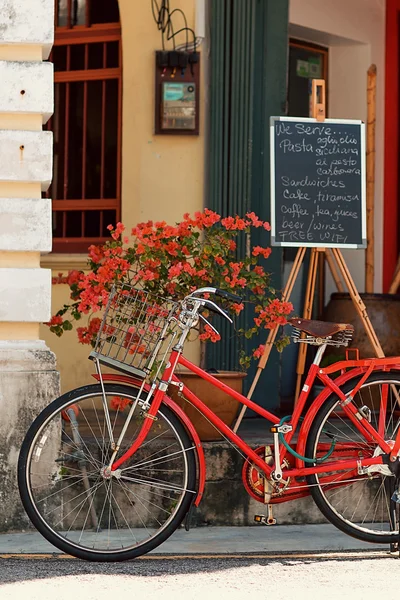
[169,371,247,441]
[324,293,400,358]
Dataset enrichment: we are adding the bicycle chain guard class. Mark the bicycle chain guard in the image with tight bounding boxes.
[242,442,377,505]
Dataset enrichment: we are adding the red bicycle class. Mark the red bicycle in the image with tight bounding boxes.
[18,283,400,561]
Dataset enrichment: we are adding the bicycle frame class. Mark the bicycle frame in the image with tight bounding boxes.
[98,350,400,494]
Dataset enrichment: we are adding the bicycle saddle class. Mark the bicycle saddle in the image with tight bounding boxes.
[288,317,354,338]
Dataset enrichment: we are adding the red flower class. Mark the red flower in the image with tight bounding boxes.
[252,246,272,259]
[245,212,263,227]
[49,209,293,363]
[111,396,131,411]
[67,270,83,286]
[199,324,221,343]
[253,344,266,359]
[88,245,104,264]
[77,327,92,344]
[107,222,125,240]
[165,241,180,256]
[221,216,247,230]
[231,302,244,315]
[46,315,63,326]
[88,317,101,335]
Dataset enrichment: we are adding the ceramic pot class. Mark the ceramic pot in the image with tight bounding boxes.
[169,371,247,441]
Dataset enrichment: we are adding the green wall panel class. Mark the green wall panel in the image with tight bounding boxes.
[207,0,289,411]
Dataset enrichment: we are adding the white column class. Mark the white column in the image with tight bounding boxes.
[0,0,59,530]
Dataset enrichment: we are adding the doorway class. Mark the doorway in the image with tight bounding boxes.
[279,39,329,409]
[288,39,328,117]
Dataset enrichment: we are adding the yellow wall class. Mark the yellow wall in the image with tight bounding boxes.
[40,285,97,391]
[42,0,204,392]
[119,0,205,230]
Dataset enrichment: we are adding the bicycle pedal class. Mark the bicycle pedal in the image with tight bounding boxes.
[254,514,276,526]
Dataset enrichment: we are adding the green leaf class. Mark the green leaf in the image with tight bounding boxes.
[50,326,64,337]
[275,335,290,353]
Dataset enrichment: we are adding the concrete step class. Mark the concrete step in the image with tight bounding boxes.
[192,419,387,528]
[192,438,327,527]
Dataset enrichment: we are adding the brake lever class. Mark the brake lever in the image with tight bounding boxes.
[200,299,233,323]
[198,313,221,337]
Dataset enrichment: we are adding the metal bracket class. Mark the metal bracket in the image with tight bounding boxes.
[357,459,368,475]
[359,405,372,422]
[341,394,353,407]
[144,413,158,421]
[391,489,400,505]
[168,380,182,388]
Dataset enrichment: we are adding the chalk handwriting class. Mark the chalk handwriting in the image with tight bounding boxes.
[273,119,364,246]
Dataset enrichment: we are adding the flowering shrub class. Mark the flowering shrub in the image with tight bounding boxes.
[47,209,293,367]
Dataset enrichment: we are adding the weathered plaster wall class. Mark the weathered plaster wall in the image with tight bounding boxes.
[0,0,59,531]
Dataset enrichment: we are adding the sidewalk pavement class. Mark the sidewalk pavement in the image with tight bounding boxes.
[0,524,393,557]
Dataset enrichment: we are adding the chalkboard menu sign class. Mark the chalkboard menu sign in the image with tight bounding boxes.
[270,117,366,248]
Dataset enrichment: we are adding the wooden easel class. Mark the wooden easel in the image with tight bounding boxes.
[292,246,384,401]
[389,257,400,294]
[233,245,385,432]
[233,79,384,432]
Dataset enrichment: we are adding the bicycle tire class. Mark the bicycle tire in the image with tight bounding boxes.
[18,383,197,561]
[305,371,400,544]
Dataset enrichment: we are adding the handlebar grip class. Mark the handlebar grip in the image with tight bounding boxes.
[214,288,243,303]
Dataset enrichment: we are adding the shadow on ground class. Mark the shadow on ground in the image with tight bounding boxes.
[0,552,393,585]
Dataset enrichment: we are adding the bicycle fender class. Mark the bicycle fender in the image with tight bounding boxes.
[296,367,373,469]
[91,373,206,506]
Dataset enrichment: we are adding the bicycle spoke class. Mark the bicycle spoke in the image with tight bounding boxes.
[117,478,170,523]
[307,374,400,542]
[124,446,195,472]
[20,387,195,558]
[119,473,194,495]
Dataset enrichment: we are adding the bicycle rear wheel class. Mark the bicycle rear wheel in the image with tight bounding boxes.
[306,372,400,544]
[18,383,197,561]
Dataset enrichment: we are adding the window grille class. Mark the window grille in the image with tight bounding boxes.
[47,0,122,253]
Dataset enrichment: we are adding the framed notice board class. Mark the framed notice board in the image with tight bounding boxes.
[270,117,366,248]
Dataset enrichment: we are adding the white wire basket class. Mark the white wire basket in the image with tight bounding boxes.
[89,282,180,377]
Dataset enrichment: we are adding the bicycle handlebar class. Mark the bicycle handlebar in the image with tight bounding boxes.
[214,288,243,303]
[189,286,243,304]
[199,299,233,323]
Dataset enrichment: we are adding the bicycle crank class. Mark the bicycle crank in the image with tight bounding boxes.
[242,446,291,503]
[254,505,277,526]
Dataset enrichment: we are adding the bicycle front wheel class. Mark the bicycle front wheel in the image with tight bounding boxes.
[306,372,400,544]
[18,383,197,561]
